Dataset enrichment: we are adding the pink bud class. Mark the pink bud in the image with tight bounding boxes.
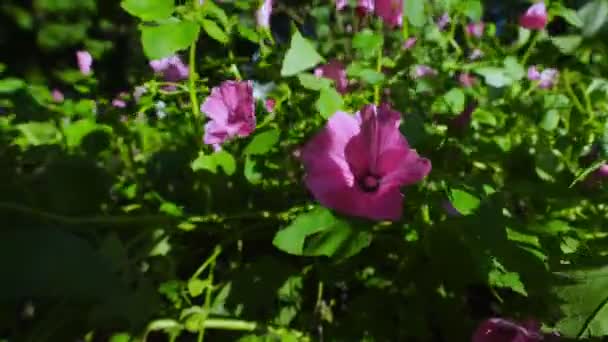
[466,22,485,38]
[527,66,541,81]
[52,89,64,102]
[520,2,548,30]
[265,98,276,112]
[458,73,476,87]
[596,164,608,178]
[76,50,93,75]
[437,13,450,30]
[403,37,417,50]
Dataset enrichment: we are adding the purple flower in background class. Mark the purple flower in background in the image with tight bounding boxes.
[265,98,276,112]
[458,73,476,87]
[150,55,189,84]
[52,89,64,102]
[466,22,485,38]
[538,68,558,89]
[403,37,417,50]
[413,65,438,79]
[256,0,273,29]
[472,318,550,342]
[76,50,93,75]
[375,0,403,27]
[300,104,431,221]
[112,99,127,108]
[527,66,541,80]
[356,0,374,16]
[336,0,347,10]
[437,13,451,30]
[201,80,256,146]
[315,60,349,94]
[520,2,548,30]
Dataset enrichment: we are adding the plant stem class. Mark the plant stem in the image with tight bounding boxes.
[204,318,257,331]
[521,31,539,65]
[563,69,587,115]
[189,0,201,120]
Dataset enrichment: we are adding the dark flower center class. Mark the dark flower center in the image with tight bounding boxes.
[359,174,380,192]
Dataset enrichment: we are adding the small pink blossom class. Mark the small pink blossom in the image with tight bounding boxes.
[596,164,608,178]
[473,318,547,342]
[201,80,256,146]
[52,89,64,102]
[256,0,273,29]
[538,68,558,89]
[469,48,484,61]
[520,2,548,30]
[458,73,476,87]
[527,66,541,80]
[76,50,93,75]
[466,22,485,38]
[314,60,349,94]
[403,37,417,50]
[265,98,276,112]
[150,55,189,83]
[112,99,127,108]
[413,65,438,79]
[375,0,403,27]
[437,13,451,30]
[336,0,347,10]
[356,0,374,16]
[300,104,431,221]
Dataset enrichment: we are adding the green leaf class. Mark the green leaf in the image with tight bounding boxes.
[443,88,465,115]
[298,73,332,91]
[187,279,209,298]
[244,129,280,156]
[280,30,324,77]
[121,0,174,21]
[472,108,497,126]
[405,0,426,27]
[462,0,483,21]
[15,121,62,146]
[244,156,262,184]
[352,29,384,58]
[141,20,200,60]
[316,87,343,119]
[273,207,371,258]
[570,159,607,187]
[204,1,229,29]
[553,266,608,338]
[449,189,480,215]
[551,35,582,54]
[62,119,112,148]
[201,19,229,44]
[347,63,385,85]
[474,67,513,88]
[578,0,608,37]
[191,150,236,175]
[540,109,560,131]
[556,5,583,28]
[503,56,525,81]
[0,78,25,93]
[489,264,528,296]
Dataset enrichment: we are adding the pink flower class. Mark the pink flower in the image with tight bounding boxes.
[437,13,451,30]
[527,66,541,80]
[76,50,93,75]
[112,99,127,108]
[520,2,548,30]
[265,98,276,112]
[413,65,438,79]
[149,55,189,83]
[51,89,64,102]
[458,73,476,87]
[336,0,348,10]
[201,80,256,146]
[300,104,431,221]
[538,68,558,89]
[596,164,608,178]
[256,0,272,29]
[403,37,417,50]
[466,22,485,38]
[472,318,545,342]
[357,0,374,16]
[314,60,349,94]
[375,0,403,27]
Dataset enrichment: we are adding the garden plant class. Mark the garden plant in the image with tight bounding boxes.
[2,0,608,341]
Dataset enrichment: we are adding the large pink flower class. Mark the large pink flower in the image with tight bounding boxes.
[375,0,403,27]
[201,80,256,146]
[301,104,431,221]
[315,60,349,94]
[357,0,374,16]
[256,0,272,29]
[520,2,548,30]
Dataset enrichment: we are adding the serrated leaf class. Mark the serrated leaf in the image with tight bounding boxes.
[121,0,174,21]
[273,207,371,258]
[280,30,324,77]
[449,189,480,215]
[554,266,608,338]
[141,20,200,60]
[244,129,280,155]
[202,19,229,44]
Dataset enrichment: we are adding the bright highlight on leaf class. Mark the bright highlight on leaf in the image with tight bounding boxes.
[280,30,324,77]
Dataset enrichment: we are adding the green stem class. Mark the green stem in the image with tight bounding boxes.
[204,318,257,331]
[521,31,539,65]
[374,22,384,105]
[189,0,201,120]
[563,70,587,115]
[199,246,221,342]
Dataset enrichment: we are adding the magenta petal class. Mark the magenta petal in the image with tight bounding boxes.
[375,0,403,27]
[520,2,548,30]
[76,50,93,75]
[315,60,349,94]
[336,0,347,10]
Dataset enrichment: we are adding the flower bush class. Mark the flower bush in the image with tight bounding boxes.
[1,0,608,341]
